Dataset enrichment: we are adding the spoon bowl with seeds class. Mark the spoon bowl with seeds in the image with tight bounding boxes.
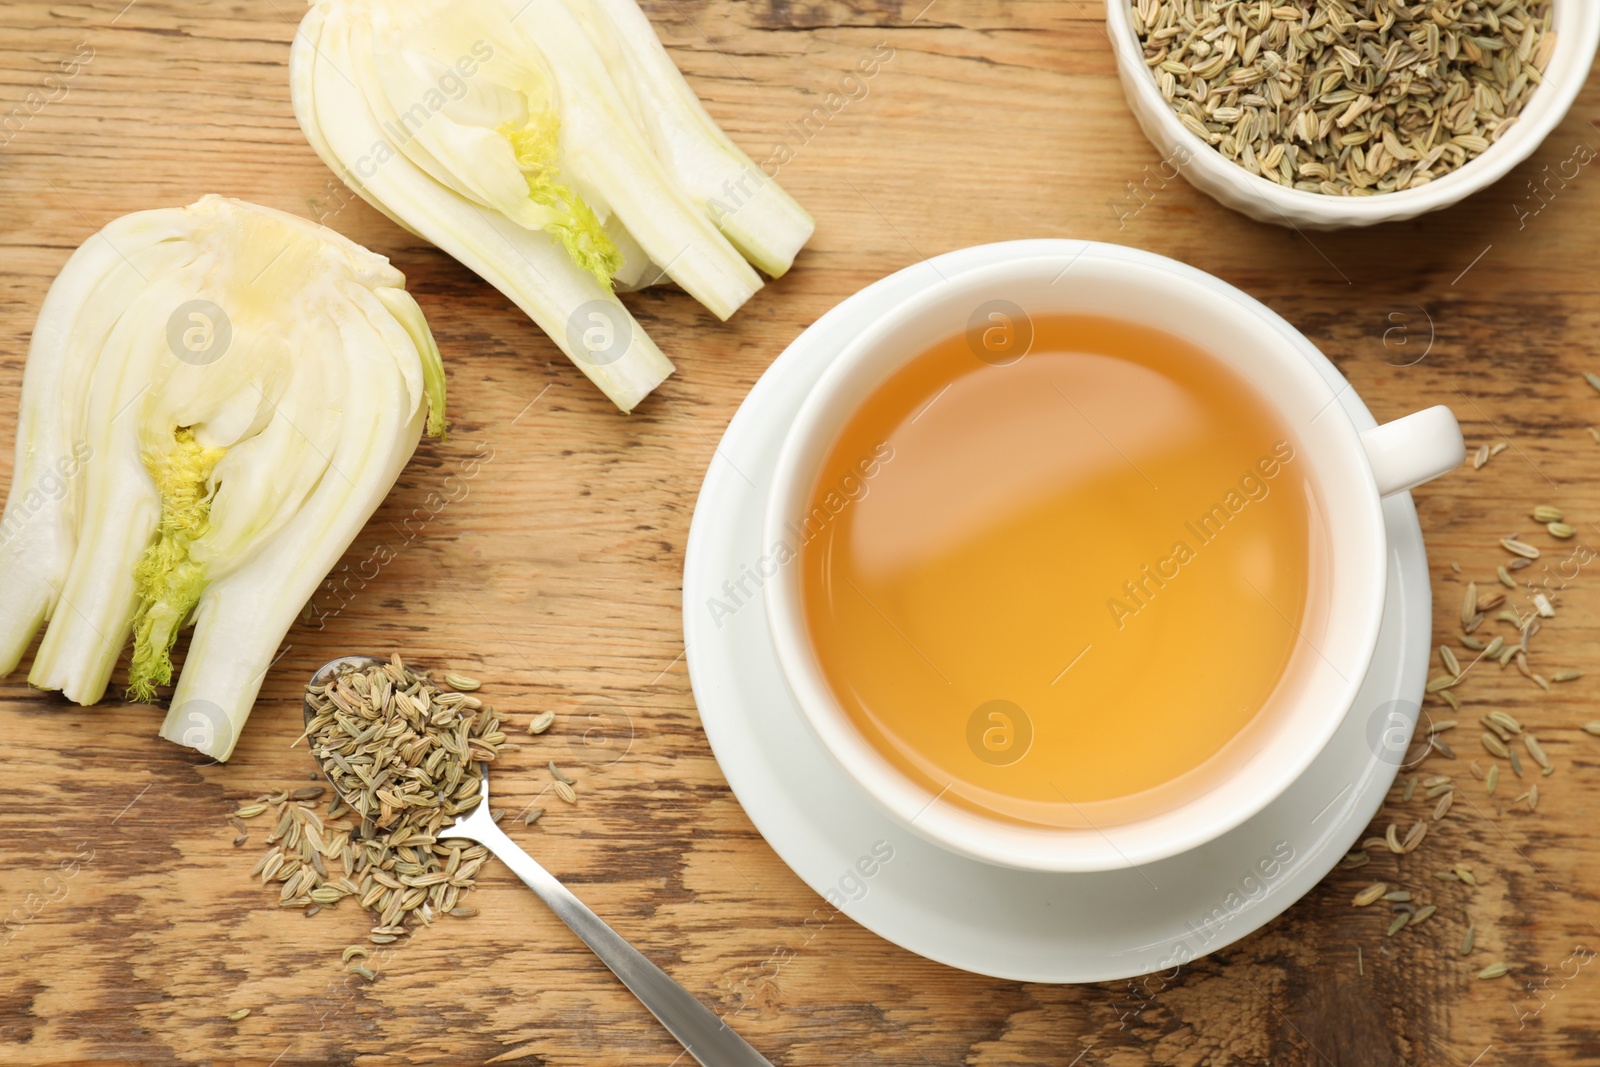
[304,655,772,1067]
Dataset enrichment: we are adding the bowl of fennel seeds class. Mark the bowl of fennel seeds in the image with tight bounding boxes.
[230,656,541,978]
[1105,0,1600,229]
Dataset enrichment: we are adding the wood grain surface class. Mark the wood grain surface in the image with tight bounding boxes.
[3,1,1600,1064]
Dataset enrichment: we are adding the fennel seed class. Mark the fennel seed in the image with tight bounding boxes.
[1487,710,1521,735]
[1426,673,1457,693]
[1353,882,1387,907]
[1501,537,1540,560]
[1433,791,1454,820]
[227,1009,251,1022]
[1440,646,1461,677]
[1478,962,1510,980]
[444,673,481,691]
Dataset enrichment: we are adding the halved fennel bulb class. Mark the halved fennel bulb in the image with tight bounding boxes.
[0,195,447,760]
[291,0,814,412]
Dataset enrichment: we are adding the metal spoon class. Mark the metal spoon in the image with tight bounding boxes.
[306,656,772,1067]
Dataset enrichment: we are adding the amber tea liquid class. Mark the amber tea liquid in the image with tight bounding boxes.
[798,313,1329,828]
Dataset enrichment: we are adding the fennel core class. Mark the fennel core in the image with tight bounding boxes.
[501,112,622,290]
[129,426,226,702]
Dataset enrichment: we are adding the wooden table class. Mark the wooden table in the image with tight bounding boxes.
[3,2,1599,1064]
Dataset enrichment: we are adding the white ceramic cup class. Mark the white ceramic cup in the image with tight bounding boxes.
[763,240,1465,873]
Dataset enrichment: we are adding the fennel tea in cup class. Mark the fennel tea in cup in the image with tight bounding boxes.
[762,242,1464,871]
[794,312,1324,829]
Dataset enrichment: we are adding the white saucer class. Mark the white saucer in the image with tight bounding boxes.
[682,241,1433,983]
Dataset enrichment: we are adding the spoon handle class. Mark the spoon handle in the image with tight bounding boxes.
[471,821,774,1067]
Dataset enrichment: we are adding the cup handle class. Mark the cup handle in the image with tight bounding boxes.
[1358,405,1465,498]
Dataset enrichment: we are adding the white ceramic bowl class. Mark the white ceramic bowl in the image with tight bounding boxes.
[1104,0,1600,229]
[762,240,1464,872]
